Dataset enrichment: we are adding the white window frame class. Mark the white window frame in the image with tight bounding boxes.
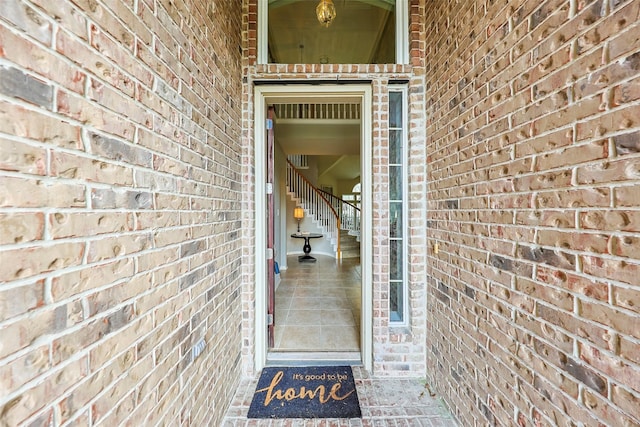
[258,1,409,65]
[388,86,408,326]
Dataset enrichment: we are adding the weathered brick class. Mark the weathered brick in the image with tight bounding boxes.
[0,66,53,108]
[515,209,575,228]
[580,209,640,232]
[0,242,84,282]
[0,102,82,149]
[0,0,244,426]
[583,386,640,427]
[86,232,153,262]
[0,137,47,176]
[534,187,610,209]
[517,244,576,270]
[0,281,45,319]
[51,259,134,301]
[28,0,87,40]
[537,301,615,351]
[611,383,640,424]
[51,151,134,185]
[576,104,640,142]
[577,156,640,184]
[0,344,49,396]
[0,212,45,245]
[581,299,640,340]
[612,285,640,314]
[89,131,153,167]
[537,140,608,172]
[425,0,640,423]
[55,29,135,96]
[91,188,152,209]
[0,357,87,426]
[0,305,67,359]
[580,343,639,394]
[0,176,86,208]
[613,75,640,106]
[582,255,640,287]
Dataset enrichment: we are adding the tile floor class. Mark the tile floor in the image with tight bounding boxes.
[272,255,361,352]
[221,254,458,426]
[222,366,459,426]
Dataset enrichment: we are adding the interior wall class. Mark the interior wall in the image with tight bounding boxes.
[0,0,243,425]
[425,0,640,425]
[275,141,287,270]
[285,197,335,258]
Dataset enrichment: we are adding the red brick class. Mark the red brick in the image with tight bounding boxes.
[580,209,640,232]
[55,28,135,96]
[534,187,610,209]
[580,343,640,394]
[515,209,575,228]
[612,285,640,314]
[611,384,640,425]
[582,255,640,287]
[616,184,640,207]
[577,156,640,184]
[580,299,640,340]
[613,75,640,106]
[539,299,613,354]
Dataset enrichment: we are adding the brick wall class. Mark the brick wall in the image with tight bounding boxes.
[425,0,640,425]
[0,0,243,425]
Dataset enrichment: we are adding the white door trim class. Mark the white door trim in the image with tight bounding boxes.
[253,84,373,372]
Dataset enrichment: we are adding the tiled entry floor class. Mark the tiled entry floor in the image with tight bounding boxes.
[222,366,458,426]
[273,255,361,352]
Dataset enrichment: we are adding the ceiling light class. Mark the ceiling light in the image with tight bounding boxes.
[316,0,336,28]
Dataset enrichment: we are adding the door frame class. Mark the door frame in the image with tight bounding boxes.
[253,84,373,372]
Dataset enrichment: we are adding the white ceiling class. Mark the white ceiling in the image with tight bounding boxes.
[275,119,360,155]
[274,113,361,181]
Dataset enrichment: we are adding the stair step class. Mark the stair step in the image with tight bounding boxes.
[341,249,360,259]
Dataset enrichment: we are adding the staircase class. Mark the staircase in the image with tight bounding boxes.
[339,233,360,259]
[286,160,360,259]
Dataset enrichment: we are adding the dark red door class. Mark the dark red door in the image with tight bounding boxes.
[266,106,276,348]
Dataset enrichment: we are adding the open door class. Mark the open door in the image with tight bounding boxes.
[254,85,373,372]
[266,106,276,348]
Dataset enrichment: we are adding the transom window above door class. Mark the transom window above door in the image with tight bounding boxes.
[258,0,408,64]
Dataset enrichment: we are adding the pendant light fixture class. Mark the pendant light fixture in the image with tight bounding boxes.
[316,0,336,27]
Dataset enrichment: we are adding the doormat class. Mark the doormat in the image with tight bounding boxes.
[247,365,361,419]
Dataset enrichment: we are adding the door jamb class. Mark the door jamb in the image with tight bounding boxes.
[253,84,373,372]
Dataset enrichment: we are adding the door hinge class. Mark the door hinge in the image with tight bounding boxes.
[266,119,273,130]
[267,314,273,325]
[266,182,273,194]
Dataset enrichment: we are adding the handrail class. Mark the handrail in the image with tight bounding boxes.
[286,160,341,258]
[318,190,361,238]
[318,190,360,212]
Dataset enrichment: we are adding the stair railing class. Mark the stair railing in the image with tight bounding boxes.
[318,190,361,238]
[286,160,341,258]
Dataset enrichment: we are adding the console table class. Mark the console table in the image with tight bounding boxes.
[290,233,323,262]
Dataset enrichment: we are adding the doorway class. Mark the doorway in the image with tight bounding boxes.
[254,84,373,371]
